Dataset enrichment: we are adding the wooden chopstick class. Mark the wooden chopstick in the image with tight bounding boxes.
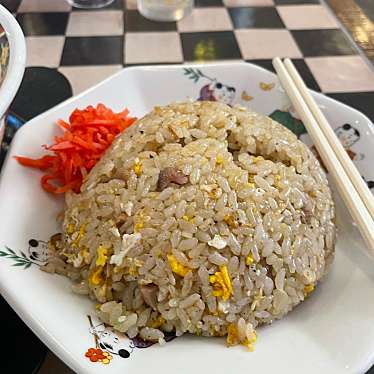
[283,58,374,221]
[272,57,374,255]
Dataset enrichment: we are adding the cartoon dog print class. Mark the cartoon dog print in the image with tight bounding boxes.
[198,81,236,105]
[184,68,236,105]
[89,322,135,359]
[28,239,49,264]
[334,123,364,161]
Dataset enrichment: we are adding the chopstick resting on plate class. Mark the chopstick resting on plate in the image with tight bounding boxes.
[272,57,374,255]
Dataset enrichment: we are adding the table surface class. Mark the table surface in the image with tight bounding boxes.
[1,0,374,373]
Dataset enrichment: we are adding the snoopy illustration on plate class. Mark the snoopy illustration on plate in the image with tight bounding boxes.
[85,315,135,364]
[84,314,178,365]
[0,238,49,270]
[27,239,49,264]
[183,68,236,105]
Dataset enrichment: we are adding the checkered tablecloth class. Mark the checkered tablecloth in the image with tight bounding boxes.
[4,0,373,121]
[2,0,374,373]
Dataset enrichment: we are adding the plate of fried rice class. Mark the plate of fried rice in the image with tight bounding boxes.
[1,62,374,374]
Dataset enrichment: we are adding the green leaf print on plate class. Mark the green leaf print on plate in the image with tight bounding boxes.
[0,246,36,269]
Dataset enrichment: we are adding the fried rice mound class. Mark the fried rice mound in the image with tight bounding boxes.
[45,101,336,348]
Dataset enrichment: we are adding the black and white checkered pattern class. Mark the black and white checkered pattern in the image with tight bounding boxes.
[2,0,372,123]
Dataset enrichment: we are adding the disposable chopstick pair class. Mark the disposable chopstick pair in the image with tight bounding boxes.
[272,57,374,256]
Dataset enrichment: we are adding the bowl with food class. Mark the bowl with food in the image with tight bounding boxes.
[0,63,373,374]
[0,4,26,144]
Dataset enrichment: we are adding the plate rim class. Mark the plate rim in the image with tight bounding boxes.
[13,61,374,140]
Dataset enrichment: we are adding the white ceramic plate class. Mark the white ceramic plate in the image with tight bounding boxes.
[1,63,374,374]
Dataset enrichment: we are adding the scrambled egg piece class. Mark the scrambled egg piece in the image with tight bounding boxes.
[274,174,281,188]
[208,187,222,200]
[71,224,86,248]
[224,214,239,228]
[133,158,142,176]
[208,234,227,250]
[246,254,254,265]
[216,155,224,165]
[303,283,315,297]
[134,214,148,232]
[127,258,144,276]
[226,323,257,352]
[110,233,142,267]
[78,225,85,239]
[96,246,108,266]
[167,254,190,277]
[209,265,233,301]
[200,184,222,200]
[62,251,75,262]
[243,331,257,352]
[89,267,104,286]
[67,223,75,234]
[81,246,90,263]
[72,246,90,267]
[183,216,195,223]
[251,156,264,164]
[150,315,166,329]
[226,323,239,346]
[66,223,89,267]
[134,221,144,232]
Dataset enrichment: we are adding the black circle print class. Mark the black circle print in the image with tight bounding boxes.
[118,349,130,358]
[29,239,38,247]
